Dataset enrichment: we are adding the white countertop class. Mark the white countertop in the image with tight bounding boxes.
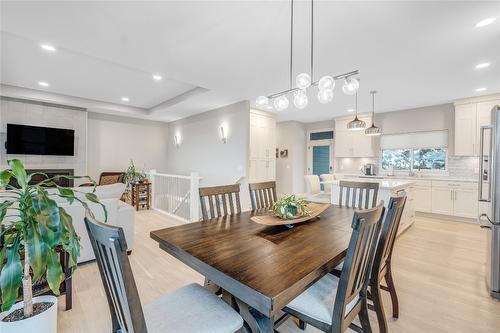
[337,173,478,183]
[322,178,416,190]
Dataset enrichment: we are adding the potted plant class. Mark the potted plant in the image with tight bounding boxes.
[123,160,146,201]
[272,194,311,220]
[0,159,105,333]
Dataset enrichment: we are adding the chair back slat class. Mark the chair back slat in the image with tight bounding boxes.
[199,184,241,220]
[372,196,407,280]
[85,211,147,333]
[332,203,385,330]
[249,181,277,210]
[339,181,379,209]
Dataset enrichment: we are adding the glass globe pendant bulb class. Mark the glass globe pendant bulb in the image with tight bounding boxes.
[296,73,311,89]
[273,95,289,111]
[318,76,335,91]
[293,90,308,109]
[317,89,333,104]
[342,77,360,95]
[256,95,269,107]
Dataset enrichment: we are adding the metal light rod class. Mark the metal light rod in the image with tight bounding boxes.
[267,69,360,99]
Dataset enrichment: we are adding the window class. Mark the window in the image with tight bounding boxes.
[380,130,448,172]
[310,131,333,141]
[413,148,446,170]
[382,149,411,170]
[382,148,447,171]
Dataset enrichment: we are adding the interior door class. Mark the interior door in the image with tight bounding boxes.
[307,143,333,176]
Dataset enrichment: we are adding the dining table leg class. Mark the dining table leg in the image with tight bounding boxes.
[233,297,276,333]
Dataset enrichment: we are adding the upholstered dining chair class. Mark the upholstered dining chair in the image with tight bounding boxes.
[249,181,277,210]
[279,202,385,333]
[304,175,330,203]
[368,196,407,333]
[199,184,241,221]
[84,210,243,333]
[320,174,336,193]
[338,180,379,209]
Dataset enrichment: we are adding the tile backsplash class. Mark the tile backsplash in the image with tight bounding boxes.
[335,156,479,180]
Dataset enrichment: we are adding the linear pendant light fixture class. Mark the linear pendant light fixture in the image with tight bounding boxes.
[365,90,381,136]
[347,92,366,131]
[255,0,360,111]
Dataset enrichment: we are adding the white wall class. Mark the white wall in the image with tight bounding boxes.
[276,121,307,195]
[166,101,250,205]
[0,97,87,183]
[87,112,169,181]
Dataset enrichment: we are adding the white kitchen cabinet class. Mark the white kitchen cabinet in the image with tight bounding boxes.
[427,181,478,218]
[334,115,376,157]
[431,187,454,215]
[248,110,276,182]
[454,96,500,156]
[454,104,476,156]
[413,186,432,212]
[453,188,478,218]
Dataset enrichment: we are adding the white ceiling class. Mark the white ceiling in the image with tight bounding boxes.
[1,1,499,123]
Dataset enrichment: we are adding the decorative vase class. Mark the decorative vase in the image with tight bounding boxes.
[0,295,58,333]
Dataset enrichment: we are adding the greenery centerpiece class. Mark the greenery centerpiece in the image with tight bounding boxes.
[0,159,104,322]
[272,194,311,220]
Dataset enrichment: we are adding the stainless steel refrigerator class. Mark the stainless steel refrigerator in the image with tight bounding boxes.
[478,104,500,300]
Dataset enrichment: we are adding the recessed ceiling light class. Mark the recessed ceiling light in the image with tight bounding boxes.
[40,44,56,52]
[347,108,354,113]
[121,97,130,102]
[475,17,496,28]
[38,81,49,87]
[476,87,487,92]
[475,62,491,69]
[152,74,163,81]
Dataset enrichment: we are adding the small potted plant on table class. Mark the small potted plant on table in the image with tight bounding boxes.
[0,160,104,333]
[272,194,311,220]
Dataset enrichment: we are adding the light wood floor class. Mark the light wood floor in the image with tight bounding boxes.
[58,211,500,333]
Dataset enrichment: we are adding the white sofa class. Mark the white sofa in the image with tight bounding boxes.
[53,183,135,263]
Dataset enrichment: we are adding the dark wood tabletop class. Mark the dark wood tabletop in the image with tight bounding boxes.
[150,204,355,318]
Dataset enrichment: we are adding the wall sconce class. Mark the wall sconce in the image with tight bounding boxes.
[174,134,180,148]
[220,124,227,144]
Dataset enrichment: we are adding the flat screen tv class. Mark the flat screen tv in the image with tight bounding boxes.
[6,124,75,156]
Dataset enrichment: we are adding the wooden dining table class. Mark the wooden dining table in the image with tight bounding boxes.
[150,204,355,333]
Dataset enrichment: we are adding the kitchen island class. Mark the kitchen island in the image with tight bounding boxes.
[322,178,416,234]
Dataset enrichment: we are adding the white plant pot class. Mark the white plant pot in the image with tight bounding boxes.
[0,295,58,333]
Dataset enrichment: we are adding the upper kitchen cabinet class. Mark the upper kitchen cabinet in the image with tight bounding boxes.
[335,114,377,157]
[454,94,500,156]
[248,109,276,182]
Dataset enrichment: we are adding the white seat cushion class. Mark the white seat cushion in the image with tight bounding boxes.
[286,273,358,325]
[143,283,243,333]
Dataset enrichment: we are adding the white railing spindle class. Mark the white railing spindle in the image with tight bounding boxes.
[146,171,200,223]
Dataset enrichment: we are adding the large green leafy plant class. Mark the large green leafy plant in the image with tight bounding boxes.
[272,194,311,220]
[0,159,105,318]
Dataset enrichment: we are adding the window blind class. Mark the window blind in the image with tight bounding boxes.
[380,130,448,149]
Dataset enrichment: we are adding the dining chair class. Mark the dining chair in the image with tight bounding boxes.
[338,180,379,209]
[249,181,277,210]
[320,174,336,193]
[84,210,243,333]
[368,195,406,333]
[199,184,242,293]
[199,184,241,221]
[304,175,330,203]
[280,202,385,333]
